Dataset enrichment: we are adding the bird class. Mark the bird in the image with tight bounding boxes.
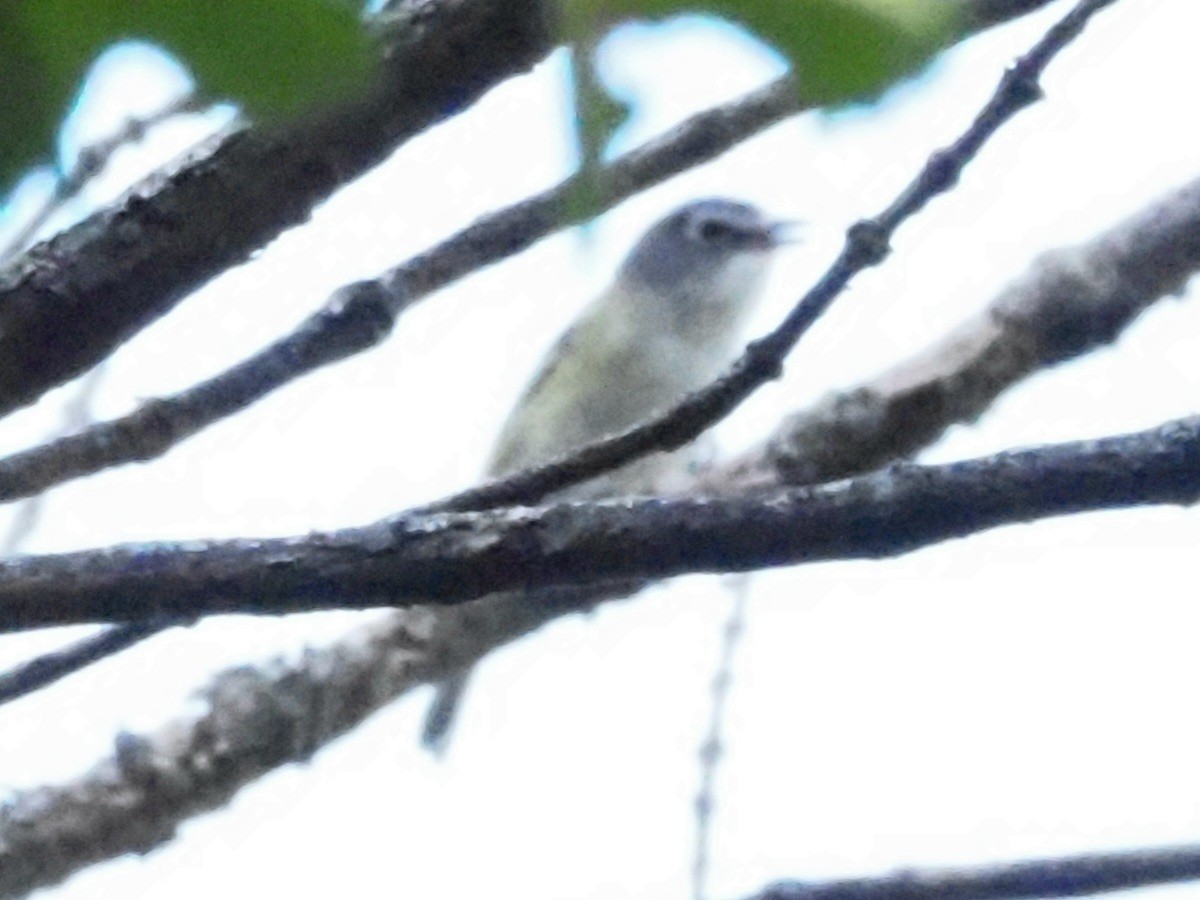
[421,197,797,754]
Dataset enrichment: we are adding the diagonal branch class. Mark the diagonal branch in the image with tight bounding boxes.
[0,0,555,419]
[719,172,1200,489]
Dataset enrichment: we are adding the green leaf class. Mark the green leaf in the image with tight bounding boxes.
[559,0,961,231]
[586,0,961,105]
[560,41,632,231]
[0,0,375,191]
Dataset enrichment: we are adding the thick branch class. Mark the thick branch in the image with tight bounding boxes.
[0,415,1193,632]
[0,0,554,419]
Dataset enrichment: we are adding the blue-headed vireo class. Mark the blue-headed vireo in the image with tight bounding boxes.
[422,197,796,754]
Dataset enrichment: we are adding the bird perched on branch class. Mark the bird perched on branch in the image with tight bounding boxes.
[421,197,797,754]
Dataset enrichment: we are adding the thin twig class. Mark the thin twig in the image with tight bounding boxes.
[0,365,109,557]
[0,619,169,703]
[0,94,204,265]
[692,578,749,900]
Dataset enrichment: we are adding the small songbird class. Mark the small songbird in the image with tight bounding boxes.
[421,197,797,754]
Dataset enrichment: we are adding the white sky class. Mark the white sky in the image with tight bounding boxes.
[2,1,1199,898]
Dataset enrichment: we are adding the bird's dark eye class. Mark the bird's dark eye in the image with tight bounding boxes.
[696,219,732,241]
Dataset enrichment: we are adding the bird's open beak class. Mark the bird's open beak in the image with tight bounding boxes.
[766,219,806,246]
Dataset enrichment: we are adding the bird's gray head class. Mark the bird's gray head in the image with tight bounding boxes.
[619,199,790,301]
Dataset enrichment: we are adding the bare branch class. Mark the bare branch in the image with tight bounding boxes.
[755,844,1200,900]
[0,619,168,702]
[426,0,1119,516]
[0,414,1193,631]
[0,0,554,419]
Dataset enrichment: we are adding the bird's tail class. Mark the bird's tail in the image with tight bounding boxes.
[421,672,471,756]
